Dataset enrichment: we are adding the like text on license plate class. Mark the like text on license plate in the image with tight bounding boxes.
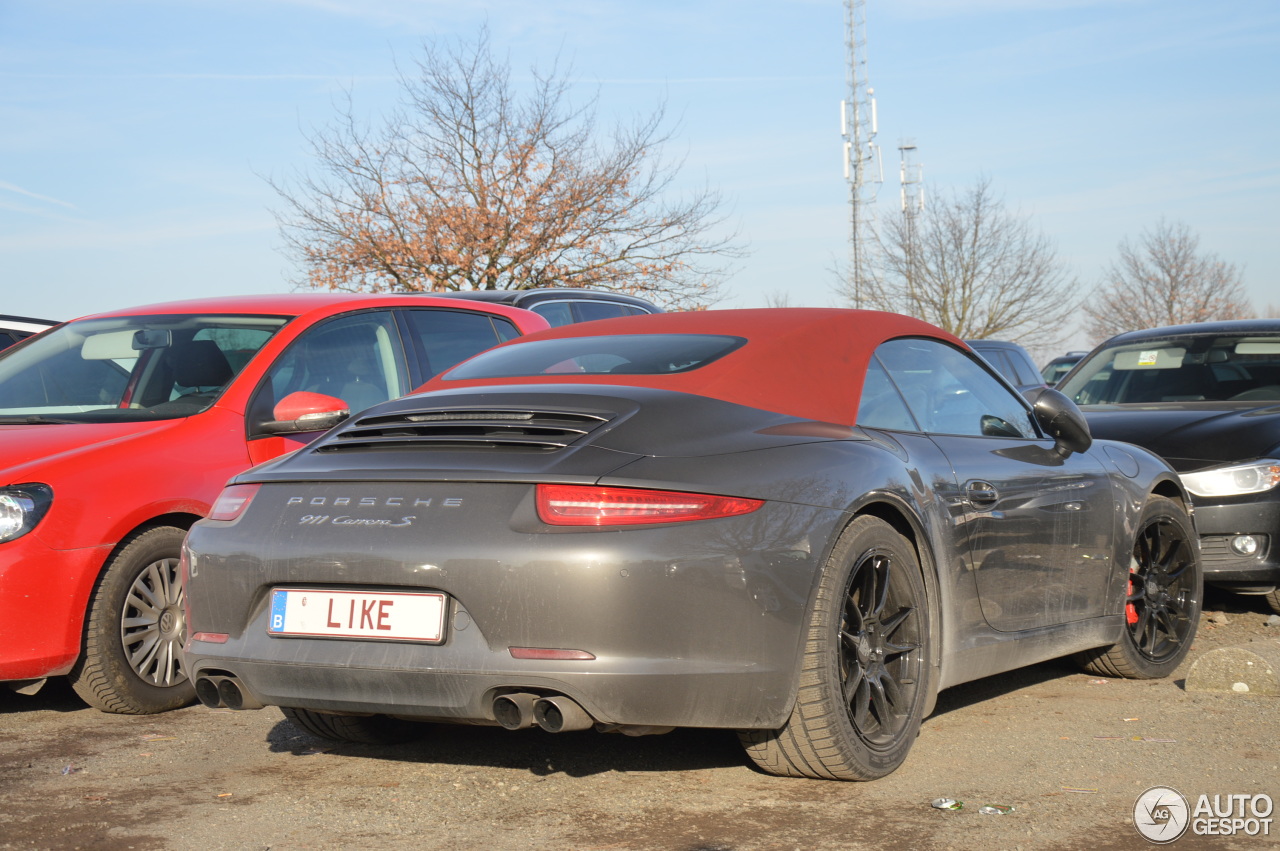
[268,588,446,642]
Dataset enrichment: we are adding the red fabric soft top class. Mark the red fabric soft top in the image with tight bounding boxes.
[420,308,963,426]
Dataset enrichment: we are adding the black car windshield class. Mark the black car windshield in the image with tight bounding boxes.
[1060,335,1280,405]
[444,334,746,379]
[0,314,288,423]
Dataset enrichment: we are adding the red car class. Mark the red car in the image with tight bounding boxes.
[0,293,549,713]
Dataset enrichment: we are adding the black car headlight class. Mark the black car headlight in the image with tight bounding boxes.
[1181,460,1280,498]
[0,484,54,543]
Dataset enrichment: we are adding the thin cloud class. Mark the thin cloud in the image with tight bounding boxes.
[586,75,830,85]
[0,72,391,81]
[899,0,1141,15]
[0,181,77,210]
[0,213,277,253]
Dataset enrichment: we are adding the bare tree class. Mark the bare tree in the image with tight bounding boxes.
[268,29,741,311]
[1084,220,1254,341]
[858,178,1079,355]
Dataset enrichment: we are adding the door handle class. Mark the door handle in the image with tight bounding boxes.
[965,480,999,507]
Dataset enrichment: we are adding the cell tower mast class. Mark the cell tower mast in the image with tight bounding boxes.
[841,0,881,308]
[899,140,924,302]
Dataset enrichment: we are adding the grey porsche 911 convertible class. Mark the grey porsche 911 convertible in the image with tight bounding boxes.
[181,308,1201,781]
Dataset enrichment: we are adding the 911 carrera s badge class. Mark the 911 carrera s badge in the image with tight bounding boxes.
[296,514,417,527]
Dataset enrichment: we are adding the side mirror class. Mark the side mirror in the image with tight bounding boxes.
[260,391,350,435]
[1026,387,1091,458]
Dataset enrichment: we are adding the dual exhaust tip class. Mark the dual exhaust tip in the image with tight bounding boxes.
[492,693,594,733]
[196,679,599,736]
[194,674,264,711]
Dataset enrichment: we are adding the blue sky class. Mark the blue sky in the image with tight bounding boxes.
[2,0,1278,355]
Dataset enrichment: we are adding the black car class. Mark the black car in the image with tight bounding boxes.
[183,308,1200,781]
[1060,319,1280,613]
[966,339,1047,394]
[0,314,55,350]
[1041,351,1089,386]
[430,289,660,327]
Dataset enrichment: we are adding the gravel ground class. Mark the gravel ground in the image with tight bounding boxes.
[2,587,1278,851]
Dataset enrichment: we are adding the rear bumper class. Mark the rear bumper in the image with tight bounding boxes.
[187,625,795,729]
[183,483,845,729]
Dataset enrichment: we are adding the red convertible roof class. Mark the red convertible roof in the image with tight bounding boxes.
[425,308,964,425]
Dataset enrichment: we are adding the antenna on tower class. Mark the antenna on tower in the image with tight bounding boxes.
[899,140,924,302]
[841,0,882,309]
[898,140,923,214]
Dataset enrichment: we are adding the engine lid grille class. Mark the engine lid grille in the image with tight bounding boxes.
[316,408,615,453]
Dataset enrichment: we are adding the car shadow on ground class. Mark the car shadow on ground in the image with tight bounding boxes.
[928,658,1081,719]
[257,583,1272,780]
[265,715,749,778]
[256,658,1095,779]
[0,678,86,715]
[1202,583,1276,616]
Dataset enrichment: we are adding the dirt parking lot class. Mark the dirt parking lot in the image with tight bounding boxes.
[2,587,1278,851]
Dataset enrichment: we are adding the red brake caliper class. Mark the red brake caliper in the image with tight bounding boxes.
[1126,570,1139,625]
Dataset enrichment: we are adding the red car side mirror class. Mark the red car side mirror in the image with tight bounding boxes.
[261,391,351,434]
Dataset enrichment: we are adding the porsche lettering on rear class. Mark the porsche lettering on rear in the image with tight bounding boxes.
[286,496,464,508]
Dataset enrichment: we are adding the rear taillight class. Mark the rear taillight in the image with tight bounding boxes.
[536,484,763,526]
[208,484,260,521]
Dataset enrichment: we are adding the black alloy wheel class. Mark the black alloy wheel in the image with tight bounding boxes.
[1127,514,1197,664]
[1076,495,1202,680]
[840,546,922,750]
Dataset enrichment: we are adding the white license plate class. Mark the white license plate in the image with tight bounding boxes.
[268,588,446,643]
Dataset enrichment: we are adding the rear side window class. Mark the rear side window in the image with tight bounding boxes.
[976,348,1014,382]
[402,309,518,379]
[530,302,575,328]
[572,302,634,323]
[1005,347,1041,387]
[529,300,651,327]
[444,334,745,379]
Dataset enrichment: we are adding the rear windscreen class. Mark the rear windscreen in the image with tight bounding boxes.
[443,334,746,379]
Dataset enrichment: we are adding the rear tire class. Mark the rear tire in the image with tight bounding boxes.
[70,526,195,714]
[1075,495,1201,679]
[281,707,426,745]
[739,516,930,780]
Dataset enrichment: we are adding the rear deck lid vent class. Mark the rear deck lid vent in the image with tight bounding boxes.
[317,408,615,453]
